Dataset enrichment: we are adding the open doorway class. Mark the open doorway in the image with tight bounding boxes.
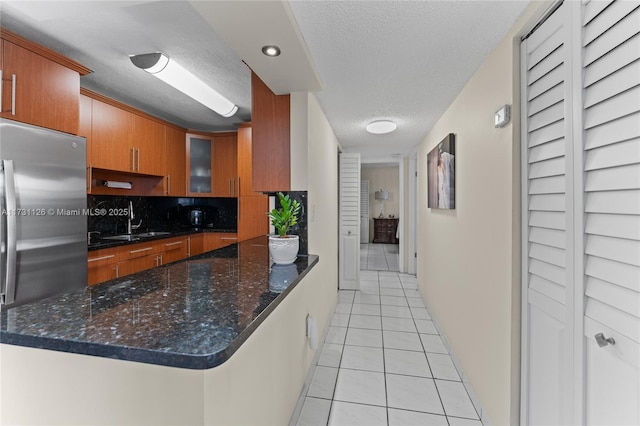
[360,162,400,272]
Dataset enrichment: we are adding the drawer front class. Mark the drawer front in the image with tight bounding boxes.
[160,238,189,264]
[119,242,159,260]
[87,248,120,286]
[118,254,160,276]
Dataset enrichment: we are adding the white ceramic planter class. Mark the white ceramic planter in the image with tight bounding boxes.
[268,235,299,265]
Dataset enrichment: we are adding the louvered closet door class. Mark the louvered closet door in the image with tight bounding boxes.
[360,180,370,244]
[582,1,640,424]
[339,153,361,289]
[521,3,574,425]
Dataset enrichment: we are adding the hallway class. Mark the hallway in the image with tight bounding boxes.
[360,244,400,272]
[292,268,481,425]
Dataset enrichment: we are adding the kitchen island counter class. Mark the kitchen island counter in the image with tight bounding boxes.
[1,236,318,370]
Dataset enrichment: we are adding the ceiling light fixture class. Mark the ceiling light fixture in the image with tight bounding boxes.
[366,120,397,134]
[129,52,238,118]
[261,45,281,57]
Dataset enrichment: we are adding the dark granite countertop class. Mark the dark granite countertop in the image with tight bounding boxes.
[88,227,238,251]
[1,236,318,370]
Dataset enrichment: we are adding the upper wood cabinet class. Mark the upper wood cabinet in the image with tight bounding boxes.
[186,133,213,196]
[165,126,187,196]
[133,115,165,176]
[251,72,290,192]
[90,99,134,172]
[0,28,90,135]
[212,132,238,197]
[237,124,263,197]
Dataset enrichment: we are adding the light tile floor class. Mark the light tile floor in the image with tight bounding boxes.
[293,269,481,426]
[360,244,399,271]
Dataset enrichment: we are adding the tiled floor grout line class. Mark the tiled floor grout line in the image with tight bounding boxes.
[296,263,483,425]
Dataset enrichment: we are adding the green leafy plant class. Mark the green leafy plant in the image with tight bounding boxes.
[268,192,301,238]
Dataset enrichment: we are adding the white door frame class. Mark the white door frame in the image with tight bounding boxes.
[408,151,418,275]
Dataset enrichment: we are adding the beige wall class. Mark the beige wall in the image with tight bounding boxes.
[362,166,400,242]
[416,3,549,425]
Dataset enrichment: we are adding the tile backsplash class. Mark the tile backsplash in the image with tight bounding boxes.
[87,195,238,235]
[88,191,309,256]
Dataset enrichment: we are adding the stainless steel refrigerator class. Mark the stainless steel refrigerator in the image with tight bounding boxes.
[0,118,87,310]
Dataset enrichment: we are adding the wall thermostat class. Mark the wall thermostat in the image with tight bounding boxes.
[494,104,511,128]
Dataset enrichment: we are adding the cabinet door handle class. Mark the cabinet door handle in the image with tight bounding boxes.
[10,74,16,116]
[88,254,116,263]
[0,70,3,113]
[131,147,135,171]
[164,241,183,248]
[129,247,153,254]
[187,237,191,257]
[167,175,171,195]
[115,265,119,278]
[136,148,140,171]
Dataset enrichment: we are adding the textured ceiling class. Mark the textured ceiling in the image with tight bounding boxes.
[287,0,530,161]
[0,1,530,160]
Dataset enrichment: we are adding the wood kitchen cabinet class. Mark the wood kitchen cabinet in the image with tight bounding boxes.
[91,99,167,175]
[165,126,187,196]
[87,247,119,286]
[237,124,263,197]
[88,236,191,286]
[90,99,134,172]
[187,133,213,196]
[238,197,268,242]
[202,232,238,253]
[133,115,165,176]
[0,28,90,135]
[251,71,290,192]
[212,133,238,197]
[188,234,204,257]
[117,254,160,277]
[237,123,269,242]
[157,236,189,264]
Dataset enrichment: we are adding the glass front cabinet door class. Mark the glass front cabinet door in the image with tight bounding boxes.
[187,134,212,196]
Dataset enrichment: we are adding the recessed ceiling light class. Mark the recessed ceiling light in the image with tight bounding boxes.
[366,120,397,134]
[262,45,281,57]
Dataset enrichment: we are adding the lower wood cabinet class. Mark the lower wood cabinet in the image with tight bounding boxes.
[87,248,119,286]
[88,235,189,286]
[118,253,160,277]
[160,237,189,264]
[87,234,235,286]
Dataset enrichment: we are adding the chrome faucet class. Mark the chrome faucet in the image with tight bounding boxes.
[127,200,142,234]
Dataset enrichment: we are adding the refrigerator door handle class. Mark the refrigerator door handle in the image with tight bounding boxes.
[2,159,17,306]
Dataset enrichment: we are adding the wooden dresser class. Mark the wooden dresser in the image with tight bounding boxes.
[373,218,399,244]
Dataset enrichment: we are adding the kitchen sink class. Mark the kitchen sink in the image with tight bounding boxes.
[135,231,172,238]
[100,234,141,242]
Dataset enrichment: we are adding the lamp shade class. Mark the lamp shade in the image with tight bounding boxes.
[130,52,238,118]
[374,190,389,200]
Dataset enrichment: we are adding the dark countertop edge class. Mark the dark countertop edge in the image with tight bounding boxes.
[0,255,319,370]
[88,228,238,251]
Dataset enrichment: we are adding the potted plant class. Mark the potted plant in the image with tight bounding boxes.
[267,192,301,265]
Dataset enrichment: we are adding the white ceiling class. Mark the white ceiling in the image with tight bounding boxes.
[0,1,530,162]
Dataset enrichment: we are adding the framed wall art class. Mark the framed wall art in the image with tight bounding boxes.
[427,133,455,209]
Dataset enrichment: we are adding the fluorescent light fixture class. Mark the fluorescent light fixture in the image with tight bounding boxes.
[129,52,238,118]
[262,45,281,57]
[366,120,397,134]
